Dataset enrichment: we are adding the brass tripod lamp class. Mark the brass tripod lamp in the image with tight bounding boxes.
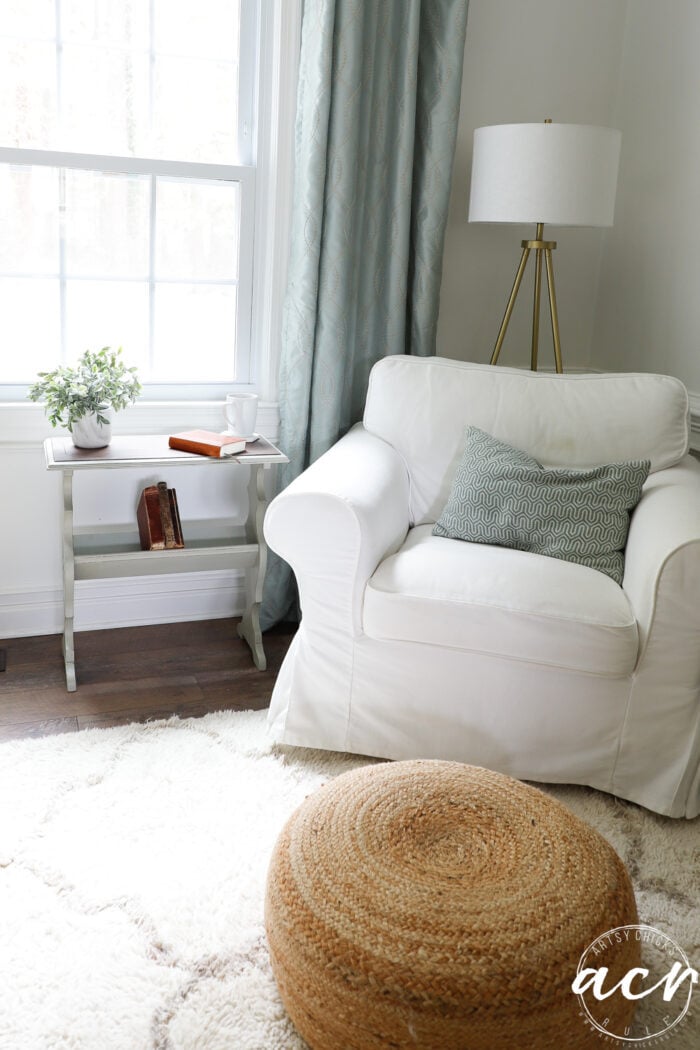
[468,120,621,372]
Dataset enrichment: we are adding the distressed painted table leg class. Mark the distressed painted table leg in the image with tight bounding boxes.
[62,470,77,691]
[237,464,268,670]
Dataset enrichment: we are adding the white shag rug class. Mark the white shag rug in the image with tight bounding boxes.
[0,708,698,1050]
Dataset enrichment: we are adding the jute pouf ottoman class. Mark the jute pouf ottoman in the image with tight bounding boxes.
[265,760,640,1050]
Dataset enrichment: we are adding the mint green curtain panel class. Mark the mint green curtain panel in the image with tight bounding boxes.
[262,0,469,627]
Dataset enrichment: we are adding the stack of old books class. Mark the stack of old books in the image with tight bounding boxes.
[137,481,184,550]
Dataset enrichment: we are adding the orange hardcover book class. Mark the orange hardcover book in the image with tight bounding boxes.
[168,429,246,457]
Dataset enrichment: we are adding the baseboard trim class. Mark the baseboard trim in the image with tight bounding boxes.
[0,571,246,639]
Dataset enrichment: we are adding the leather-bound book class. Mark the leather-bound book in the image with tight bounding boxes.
[156,481,176,547]
[137,486,165,550]
[168,487,184,548]
[137,484,185,550]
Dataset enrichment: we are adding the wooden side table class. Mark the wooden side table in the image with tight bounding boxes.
[44,434,288,691]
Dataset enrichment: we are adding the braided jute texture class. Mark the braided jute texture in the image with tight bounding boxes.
[265,760,639,1050]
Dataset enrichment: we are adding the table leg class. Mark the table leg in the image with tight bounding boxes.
[61,470,77,691]
[237,464,268,670]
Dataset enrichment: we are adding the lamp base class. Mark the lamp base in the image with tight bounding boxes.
[490,223,563,373]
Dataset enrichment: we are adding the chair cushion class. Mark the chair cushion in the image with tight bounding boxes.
[363,526,639,677]
[433,427,650,584]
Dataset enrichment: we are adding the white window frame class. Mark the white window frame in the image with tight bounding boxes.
[0,0,269,403]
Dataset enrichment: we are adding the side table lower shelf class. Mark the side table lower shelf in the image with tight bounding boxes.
[73,537,259,580]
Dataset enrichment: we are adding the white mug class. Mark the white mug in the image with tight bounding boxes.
[224,392,258,438]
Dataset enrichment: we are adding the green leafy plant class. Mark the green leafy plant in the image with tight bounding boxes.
[28,347,142,428]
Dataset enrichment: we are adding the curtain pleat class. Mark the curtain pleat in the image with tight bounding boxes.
[262,0,469,628]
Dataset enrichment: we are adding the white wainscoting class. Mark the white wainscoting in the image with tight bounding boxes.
[0,572,247,638]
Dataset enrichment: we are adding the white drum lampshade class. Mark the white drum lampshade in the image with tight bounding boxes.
[468,122,622,227]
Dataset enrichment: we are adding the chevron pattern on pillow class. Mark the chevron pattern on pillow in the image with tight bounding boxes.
[432,427,650,584]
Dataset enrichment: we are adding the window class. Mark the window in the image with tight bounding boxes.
[0,0,261,399]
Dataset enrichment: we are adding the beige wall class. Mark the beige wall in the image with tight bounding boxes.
[592,1,700,398]
[438,0,628,371]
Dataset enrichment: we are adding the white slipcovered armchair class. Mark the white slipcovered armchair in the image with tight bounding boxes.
[264,357,700,817]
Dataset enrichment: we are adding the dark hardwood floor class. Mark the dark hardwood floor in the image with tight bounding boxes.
[0,619,295,742]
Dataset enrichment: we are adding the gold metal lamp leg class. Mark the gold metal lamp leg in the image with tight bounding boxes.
[530,223,545,371]
[490,245,531,366]
[544,248,563,373]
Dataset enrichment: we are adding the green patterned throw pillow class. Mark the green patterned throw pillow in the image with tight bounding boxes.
[432,428,650,584]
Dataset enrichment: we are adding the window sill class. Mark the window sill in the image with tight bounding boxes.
[0,400,281,448]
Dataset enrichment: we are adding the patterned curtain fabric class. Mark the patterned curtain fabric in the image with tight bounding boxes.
[262,0,470,628]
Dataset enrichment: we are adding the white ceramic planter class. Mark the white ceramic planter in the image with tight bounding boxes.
[70,407,114,449]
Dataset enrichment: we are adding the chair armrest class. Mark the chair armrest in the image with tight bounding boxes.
[264,425,410,635]
[615,456,700,815]
[623,455,700,652]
